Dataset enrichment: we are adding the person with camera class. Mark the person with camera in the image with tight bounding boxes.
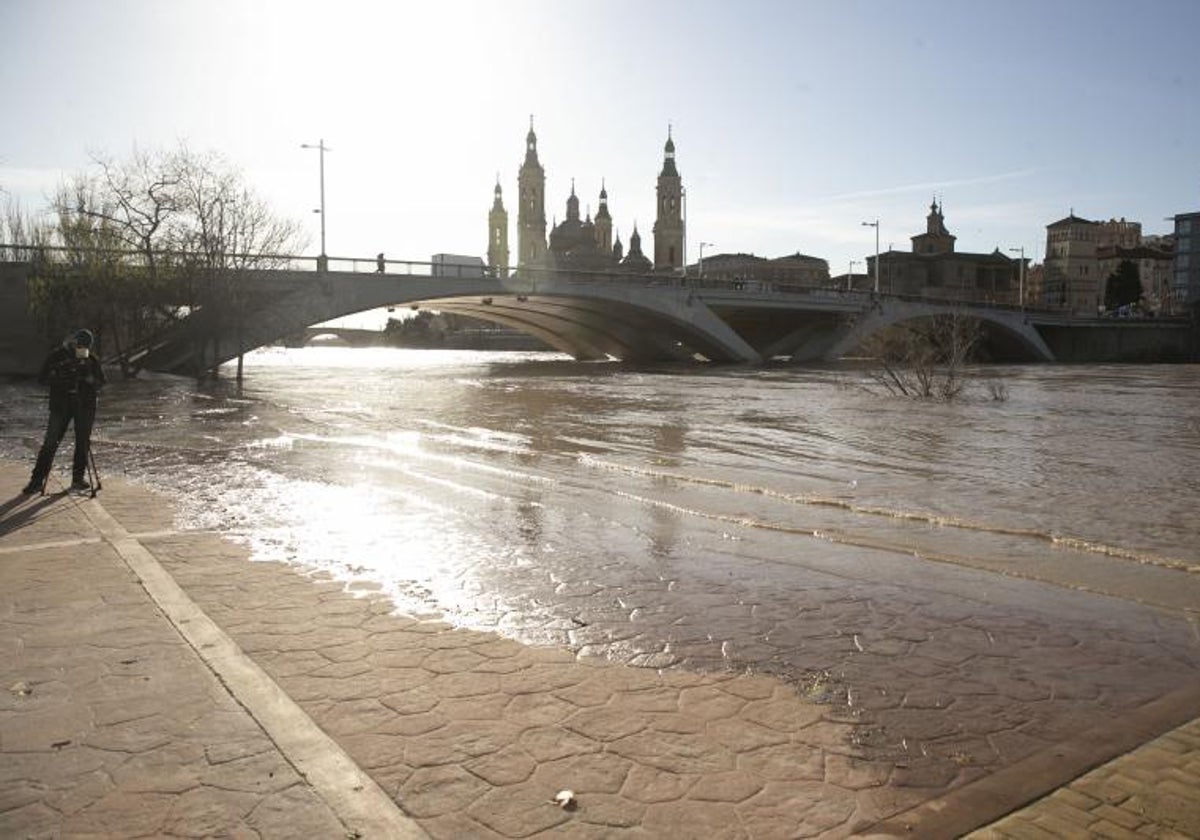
[22,329,107,494]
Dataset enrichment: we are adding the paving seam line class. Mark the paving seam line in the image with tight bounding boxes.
[74,495,429,840]
[0,536,104,555]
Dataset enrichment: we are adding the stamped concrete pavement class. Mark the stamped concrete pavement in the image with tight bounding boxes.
[3,459,1199,838]
[0,470,358,837]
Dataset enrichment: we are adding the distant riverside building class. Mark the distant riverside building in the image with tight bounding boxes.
[1172,210,1200,309]
[686,252,830,287]
[491,121,685,276]
[1096,242,1176,313]
[1045,213,1176,313]
[866,200,1021,303]
[1043,213,1099,311]
[1024,263,1045,305]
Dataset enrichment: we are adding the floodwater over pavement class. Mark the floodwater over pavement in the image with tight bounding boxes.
[3,349,1199,789]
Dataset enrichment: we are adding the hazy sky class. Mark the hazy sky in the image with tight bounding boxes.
[3,0,1199,280]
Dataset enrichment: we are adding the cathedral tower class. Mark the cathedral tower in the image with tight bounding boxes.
[594,180,613,255]
[517,118,547,267]
[487,179,509,276]
[653,128,684,271]
[911,198,957,256]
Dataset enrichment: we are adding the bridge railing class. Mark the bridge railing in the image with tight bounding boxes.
[11,243,1182,321]
[0,242,315,271]
[0,243,500,280]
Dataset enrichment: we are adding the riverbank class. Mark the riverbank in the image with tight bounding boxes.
[3,458,1199,837]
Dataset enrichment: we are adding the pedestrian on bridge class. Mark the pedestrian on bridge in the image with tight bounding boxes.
[22,329,106,494]
[376,253,386,273]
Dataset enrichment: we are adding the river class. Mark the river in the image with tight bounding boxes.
[5,348,1200,772]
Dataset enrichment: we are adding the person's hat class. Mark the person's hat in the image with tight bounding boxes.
[73,329,94,348]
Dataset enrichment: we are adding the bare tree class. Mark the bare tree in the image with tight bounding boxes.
[26,143,307,378]
[1,195,53,259]
[862,311,982,400]
[172,147,304,378]
[85,146,185,276]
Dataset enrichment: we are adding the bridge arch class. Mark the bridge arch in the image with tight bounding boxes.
[824,298,1056,362]
[136,269,765,374]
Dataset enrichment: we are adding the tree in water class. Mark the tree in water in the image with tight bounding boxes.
[861,311,985,401]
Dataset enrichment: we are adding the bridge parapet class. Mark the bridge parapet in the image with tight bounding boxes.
[5,247,1193,372]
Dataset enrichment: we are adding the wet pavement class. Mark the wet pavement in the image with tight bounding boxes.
[2,458,1199,838]
[445,505,1200,798]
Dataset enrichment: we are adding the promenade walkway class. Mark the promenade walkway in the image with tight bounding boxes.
[2,459,1198,838]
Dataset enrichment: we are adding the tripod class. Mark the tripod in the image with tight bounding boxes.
[86,446,102,498]
[37,445,102,498]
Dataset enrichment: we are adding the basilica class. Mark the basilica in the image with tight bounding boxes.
[487,122,685,276]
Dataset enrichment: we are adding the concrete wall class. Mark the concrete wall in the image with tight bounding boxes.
[1038,320,1196,363]
[0,263,52,376]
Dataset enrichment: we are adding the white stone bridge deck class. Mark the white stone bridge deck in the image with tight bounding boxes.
[2,252,1193,375]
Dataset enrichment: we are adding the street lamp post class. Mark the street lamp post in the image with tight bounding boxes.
[699,242,713,278]
[301,139,330,271]
[1008,246,1025,309]
[848,259,860,291]
[861,220,880,293]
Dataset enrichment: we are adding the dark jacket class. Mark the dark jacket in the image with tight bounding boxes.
[38,346,107,413]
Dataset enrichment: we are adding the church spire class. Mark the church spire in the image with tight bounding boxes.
[654,127,684,271]
[594,179,612,253]
[487,175,509,276]
[660,124,678,178]
[566,177,580,221]
[517,118,547,266]
[524,115,540,166]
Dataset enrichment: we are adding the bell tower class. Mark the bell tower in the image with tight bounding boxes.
[594,180,613,255]
[653,127,684,271]
[487,178,509,276]
[911,197,957,256]
[517,117,547,267]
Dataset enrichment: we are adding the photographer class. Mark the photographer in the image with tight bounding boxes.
[22,329,107,494]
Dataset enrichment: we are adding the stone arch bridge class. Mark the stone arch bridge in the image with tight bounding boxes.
[116,263,1068,374]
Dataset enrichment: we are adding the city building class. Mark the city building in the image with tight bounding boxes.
[686,252,830,287]
[1024,263,1045,307]
[1042,214,1173,313]
[1171,210,1200,309]
[1096,241,1175,313]
[1043,213,1099,311]
[492,122,685,277]
[866,200,1021,304]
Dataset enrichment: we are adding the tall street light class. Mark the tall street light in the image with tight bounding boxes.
[1008,246,1025,309]
[699,241,713,278]
[848,259,860,291]
[301,139,330,270]
[861,219,879,293]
